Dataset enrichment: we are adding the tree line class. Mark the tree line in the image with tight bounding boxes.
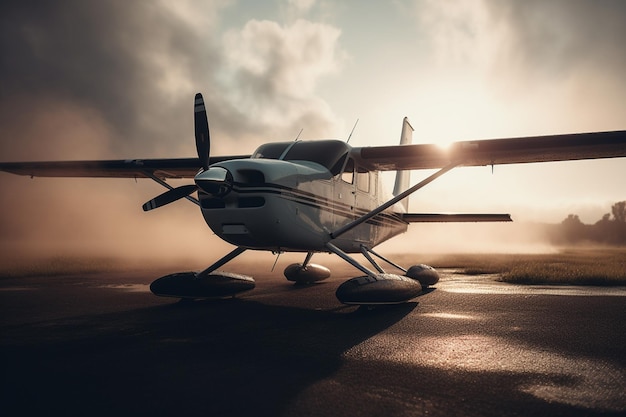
[547,201,626,245]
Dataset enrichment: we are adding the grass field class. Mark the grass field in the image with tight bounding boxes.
[411,248,626,286]
[2,248,625,286]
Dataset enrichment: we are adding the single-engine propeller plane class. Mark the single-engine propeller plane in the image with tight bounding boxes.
[1,93,625,305]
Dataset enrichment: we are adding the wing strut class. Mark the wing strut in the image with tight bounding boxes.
[329,161,460,240]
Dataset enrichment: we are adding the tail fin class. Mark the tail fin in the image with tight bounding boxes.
[392,117,413,212]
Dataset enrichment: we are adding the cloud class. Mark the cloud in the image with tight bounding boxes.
[0,0,348,262]
[0,96,114,161]
[408,0,626,138]
[485,0,626,78]
[221,18,345,138]
[1,0,347,154]
[287,0,317,14]
[483,1,626,130]
[413,0,626,82]
[0,0,228,158]
[413,0,495,69]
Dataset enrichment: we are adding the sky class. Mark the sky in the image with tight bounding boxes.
[0,0,625,260]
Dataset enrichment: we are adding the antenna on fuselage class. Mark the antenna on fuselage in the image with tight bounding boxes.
[346,118,359,144]
[294,128,303,141]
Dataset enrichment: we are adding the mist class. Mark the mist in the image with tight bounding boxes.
[379,222,556,255]
[0,0,344,267]
[1,1,624,268]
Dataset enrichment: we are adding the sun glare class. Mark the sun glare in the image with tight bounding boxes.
[434,141,454,151]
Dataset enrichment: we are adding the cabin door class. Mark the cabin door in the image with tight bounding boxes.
[334,156,356,222]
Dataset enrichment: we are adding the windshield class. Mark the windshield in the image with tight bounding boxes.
[252,140,351,175]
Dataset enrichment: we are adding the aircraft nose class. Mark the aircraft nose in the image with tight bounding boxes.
[195,167,233,197]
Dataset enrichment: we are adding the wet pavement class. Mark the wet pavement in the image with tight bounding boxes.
[1,264,625,416]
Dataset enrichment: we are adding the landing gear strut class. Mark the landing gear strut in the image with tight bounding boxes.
[150,246,255,299]
[284,252,331,284]
[326,243,439,305]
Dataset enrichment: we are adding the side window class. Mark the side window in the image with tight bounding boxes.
[341,158,354,184]
[356,167,369,192]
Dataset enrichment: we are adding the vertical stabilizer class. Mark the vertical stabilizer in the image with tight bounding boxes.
[392,117,413,212]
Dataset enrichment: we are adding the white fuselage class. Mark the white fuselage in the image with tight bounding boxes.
[198,144,408,253]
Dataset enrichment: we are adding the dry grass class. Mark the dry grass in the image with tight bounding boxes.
[497,249,626,286]
[407,248,626,286]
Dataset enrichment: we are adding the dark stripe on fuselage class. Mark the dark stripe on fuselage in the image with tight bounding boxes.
[228,181,407,229]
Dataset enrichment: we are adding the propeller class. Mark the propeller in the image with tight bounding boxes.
[194,93,210,171]
[143,93,229,212]
[142,184,198,212]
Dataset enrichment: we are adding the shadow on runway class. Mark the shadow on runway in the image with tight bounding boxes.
[1,296,417,416]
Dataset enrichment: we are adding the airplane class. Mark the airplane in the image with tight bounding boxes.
[1,93,625,305]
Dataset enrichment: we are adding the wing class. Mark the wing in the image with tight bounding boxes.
[0,155,250,179]
[357,130,626,171]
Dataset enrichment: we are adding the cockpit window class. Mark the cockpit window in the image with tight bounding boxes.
[342,158,354,184]
[252,140,351,176]
[252,142,291,160]
[356,166,369,192]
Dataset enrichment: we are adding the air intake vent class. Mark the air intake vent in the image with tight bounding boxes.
[201,198,226,209]
[238,197,265,208]
[237,169,265,185]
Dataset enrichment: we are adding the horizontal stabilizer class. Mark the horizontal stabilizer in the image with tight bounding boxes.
[402,213,512,223]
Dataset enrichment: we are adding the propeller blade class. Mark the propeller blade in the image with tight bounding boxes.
[194,93,210,171]
[142,184,198,212]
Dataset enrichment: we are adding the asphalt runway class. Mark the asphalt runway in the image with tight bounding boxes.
[1,260,625,417]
